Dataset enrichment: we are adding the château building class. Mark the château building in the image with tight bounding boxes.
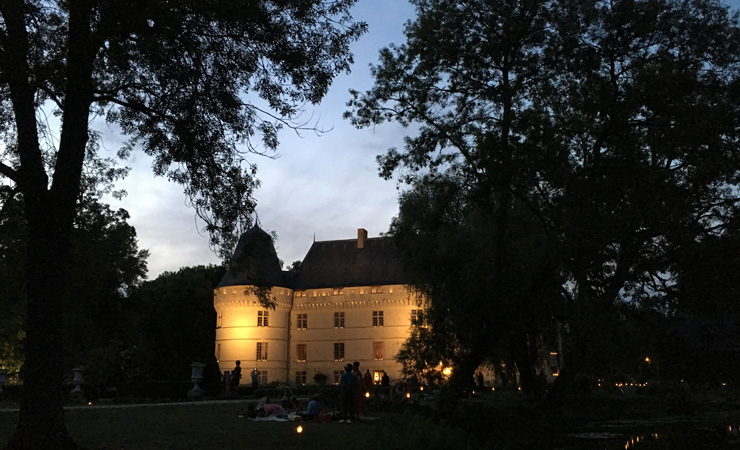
[213,226,421,386]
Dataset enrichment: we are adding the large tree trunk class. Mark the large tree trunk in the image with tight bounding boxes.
[7,1,94,446]
[9,197,79,450]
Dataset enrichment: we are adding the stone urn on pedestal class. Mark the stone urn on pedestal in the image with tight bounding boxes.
[69,367,85,402]
[188,362,206,398]
[0,369,7,397]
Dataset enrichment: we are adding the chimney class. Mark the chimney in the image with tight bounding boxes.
[357,228,368,249]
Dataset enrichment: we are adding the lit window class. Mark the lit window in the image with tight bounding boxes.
[256,342,268,361]
[373,371,384,384]
[334,312,345,328]
[295,371,307,385]
[334,342,345,361]
[216,343,221,362]
[372,310,384,327]
[296,313,308,330]
[371,286,383,294]
[333,287,344,296]
[373,341,384,360]
[296,344,307,362]
[411,309,420,325]
[257,311,269,327]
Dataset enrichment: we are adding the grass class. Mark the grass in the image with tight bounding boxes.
[3,389,740,449]
[0,401,382,450]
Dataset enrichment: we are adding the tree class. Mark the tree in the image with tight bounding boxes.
[544,0,740,385]
[62,198,148,386]
[348,0,569,397]
[390,172,562,397]
[0,185,148,387]
[128,265,225,384]
[0,1,366,448]
[348,0,740,395]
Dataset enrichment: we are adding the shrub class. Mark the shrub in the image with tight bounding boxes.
[314,372,328,385]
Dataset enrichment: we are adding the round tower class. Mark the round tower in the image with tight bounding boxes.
[213,226,291,385]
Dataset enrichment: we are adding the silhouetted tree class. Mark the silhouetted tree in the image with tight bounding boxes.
[348,0,740,396]
[0,190,148,387]
[0,1,366,447]
[129,265,224,383]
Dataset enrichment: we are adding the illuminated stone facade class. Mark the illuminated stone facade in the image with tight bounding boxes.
[214,227,420,386]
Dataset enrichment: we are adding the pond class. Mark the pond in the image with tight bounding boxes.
[567,424,740,449]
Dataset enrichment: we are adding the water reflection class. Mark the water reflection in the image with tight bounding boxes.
[608,425,740,449]
[622,433,659,449]
[728,425,739,446]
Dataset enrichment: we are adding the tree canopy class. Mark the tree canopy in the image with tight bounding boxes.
[348,0,740,395]
[0,1,366,448]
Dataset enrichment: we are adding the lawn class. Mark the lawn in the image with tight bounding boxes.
[3,390,740,449]
[0,401,384,450]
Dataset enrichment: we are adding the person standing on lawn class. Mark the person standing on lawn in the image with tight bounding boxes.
[340,363,357,422]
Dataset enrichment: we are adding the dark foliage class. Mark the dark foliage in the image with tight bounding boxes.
[348,0,740,397]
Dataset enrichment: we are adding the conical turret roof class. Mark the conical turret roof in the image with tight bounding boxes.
[217,225,285,288]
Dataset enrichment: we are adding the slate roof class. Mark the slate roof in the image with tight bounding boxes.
[217,227,405,289]
[293,236,404,290]
[217,226,285,288]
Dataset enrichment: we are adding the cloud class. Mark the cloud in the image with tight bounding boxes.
[102,1,416,278]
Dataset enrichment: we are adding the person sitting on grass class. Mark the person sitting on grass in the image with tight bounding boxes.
[281,394,298,411]
[300,395,321,421]
[249,397,288,418]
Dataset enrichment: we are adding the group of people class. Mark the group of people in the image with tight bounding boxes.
[248,395,322,421]
[224,361,262,397]
[227,359,391,423]
[339,361,375,423]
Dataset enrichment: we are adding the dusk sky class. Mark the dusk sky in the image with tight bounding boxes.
[102,0,740,279]
[101,0,416,278]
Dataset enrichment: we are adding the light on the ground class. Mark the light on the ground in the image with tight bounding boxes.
[296,425,303,433]
[365,392,370,398]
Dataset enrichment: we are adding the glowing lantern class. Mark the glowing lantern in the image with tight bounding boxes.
[296,425,303,433]
[365,392,370,398]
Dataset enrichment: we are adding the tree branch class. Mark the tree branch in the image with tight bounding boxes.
[0,161,19,183]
